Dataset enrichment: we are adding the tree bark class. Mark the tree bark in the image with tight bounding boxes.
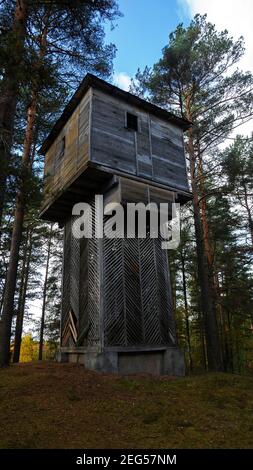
[198,309,207,370]
[0,17,49,367]
[181,253,193,371]
[12,229,29,362]
[0,0,28,229]
[13,227,33,363]
[197,142,225,370]
[38,224,53,361]
[197,145,214,266]
[0,98,36,367]
[186,119,223,371]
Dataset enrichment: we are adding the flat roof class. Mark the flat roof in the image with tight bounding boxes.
[40,73,191,155]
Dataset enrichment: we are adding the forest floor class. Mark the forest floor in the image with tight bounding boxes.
[0,362,253,449]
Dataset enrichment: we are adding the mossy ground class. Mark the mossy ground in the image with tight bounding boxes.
[0,362,253,448]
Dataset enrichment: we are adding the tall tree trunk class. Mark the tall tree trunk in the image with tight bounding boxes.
[197,146,214,266]
[0,18,48,367]
[186,114,223,371]
[0,98,37,367]
[13,227,33,363]
[197,144,225,369]
[198,309,207,370]
[0,0,28,229]
[242,183,253,246]
[223,275,235,372]
[39,224,53,360]
[12,228,29,362]
[181,253,193,371]
[0,263,8,316]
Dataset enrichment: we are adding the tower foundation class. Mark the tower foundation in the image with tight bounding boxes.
[57,347,185,376]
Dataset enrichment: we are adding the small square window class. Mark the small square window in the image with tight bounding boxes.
[126,112,138,131]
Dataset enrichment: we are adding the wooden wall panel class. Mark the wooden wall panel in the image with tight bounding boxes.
[136,113,152,178]
[106,177,174,208]
[90,89,189,193]
[77,96,90,168]
[42,86,190,217]
[43,89,91,210]
[152,156,188,191]
[91,89,137,175]
[92,132,136,174]
[79,236,89,345]
[150,115,189,191]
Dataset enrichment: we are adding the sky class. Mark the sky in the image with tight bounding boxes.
[105,0,189,89]
[106,0,253,91]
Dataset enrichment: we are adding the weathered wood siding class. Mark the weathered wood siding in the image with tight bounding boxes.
[104,177,174,207]
[42,86,189,216]
[43,88,91,206]
[91,89,189,192]
[61,194,177,350]
[91,89,136,175]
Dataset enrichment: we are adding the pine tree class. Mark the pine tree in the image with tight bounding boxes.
[0,0,120,366]
[0,0,29,228]
[131,14,253,371]
[221,136,253,247]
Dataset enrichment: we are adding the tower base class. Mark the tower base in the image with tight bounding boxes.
[57,347,185,376]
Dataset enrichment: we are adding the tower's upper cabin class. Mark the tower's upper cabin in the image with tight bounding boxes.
[40,74,191,222]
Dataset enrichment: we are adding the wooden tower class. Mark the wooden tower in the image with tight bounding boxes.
[41,74,191,375]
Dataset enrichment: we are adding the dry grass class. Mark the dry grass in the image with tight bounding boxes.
[0,362,253,449]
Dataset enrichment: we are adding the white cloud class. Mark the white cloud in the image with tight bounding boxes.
[178,0,253,137]
[113,72,132,91]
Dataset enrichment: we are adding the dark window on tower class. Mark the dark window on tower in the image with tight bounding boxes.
[126,112,138,131]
